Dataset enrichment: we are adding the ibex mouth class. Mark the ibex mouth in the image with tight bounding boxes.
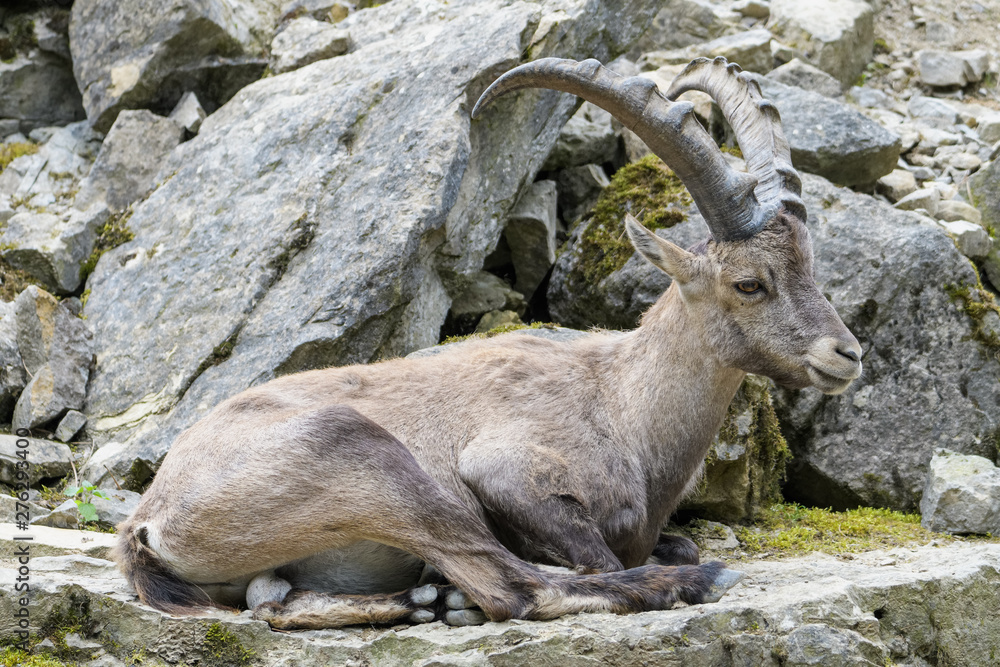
[806,362,861,395]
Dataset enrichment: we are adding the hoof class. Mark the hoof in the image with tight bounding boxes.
[409,609,436,624]
[445,588,474,610]
[410,584,439,606]
[701,568,744,603]
[445,608,488,626]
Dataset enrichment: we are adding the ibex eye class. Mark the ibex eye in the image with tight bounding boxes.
[736,280,762,294]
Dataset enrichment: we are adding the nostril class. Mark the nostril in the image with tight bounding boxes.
[837,346,860,363]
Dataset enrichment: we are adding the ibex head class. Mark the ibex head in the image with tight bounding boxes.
[474,57,861,394]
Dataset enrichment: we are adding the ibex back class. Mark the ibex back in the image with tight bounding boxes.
[115,57,862,629]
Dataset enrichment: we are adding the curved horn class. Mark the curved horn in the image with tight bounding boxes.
[666,56,805,223]
[472,58,772,242]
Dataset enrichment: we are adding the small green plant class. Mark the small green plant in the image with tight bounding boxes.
[63,481,109,524]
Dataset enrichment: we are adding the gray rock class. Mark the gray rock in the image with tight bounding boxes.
[767,0,874,85]
[78,0,662,489]
[12,286,94,430]
[281,0,351,22]
[917,49,990,88]
[893,187,939,215]
[875,169,917,202]
[936,199,982,225]
[75,110,185,212]
[733,0,770,20]
[2,537,999,665]
[907,95,959,123]
[0,434,73,486]
[0,121,102,209]
[69,0,281,132]
[168,91,207,135]
[0,301,27,422]
[766,57,843,97]
[54,410,87,443]
[755,77,901,186]
[505,180,558,299]
[984,243,1000,292]
[937,219,993,260]
[33,488,140,528]
[557,163,610,222]
[474,309,523,333]
[948,152,982,171]
[0,523,117,559]
[548,173,1000,510]
[447,271,525,331]
[0,492,49,524]
[0,13,85,131]
[542,102,618,170]
[0,203,111,294]
[920,449,1000,535]
[969,159,1000,231]
[846,86,888,109]
[270,16,350,75]
[699,28,774,74]
[629,0,738,55]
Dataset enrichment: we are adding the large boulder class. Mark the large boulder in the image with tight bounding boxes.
[547,171,1000,511]
[767,0,874,86]
[920,449,1000,535]
[754,77,901,186]
[78,0,661,489]
[68,0,282,132]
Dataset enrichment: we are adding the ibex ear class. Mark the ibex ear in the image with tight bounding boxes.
[624,213,698,283]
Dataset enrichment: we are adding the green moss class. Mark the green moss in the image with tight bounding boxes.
[873,37,891,55]
[0,647,70,667]
[945,276,1000,362]
[9,16,37,52]
[441,321,559,345]
[577,155,691,284]
[192,331,239,380]
[734,503,943,557]
[202,623,256,667]
[684,375,791,523]
[79,210,135,282]
[0,141,38,175]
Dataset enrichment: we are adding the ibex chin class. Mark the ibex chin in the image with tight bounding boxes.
[114,57,862,630]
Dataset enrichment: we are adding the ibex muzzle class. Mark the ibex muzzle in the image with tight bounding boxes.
[114,57,861,630]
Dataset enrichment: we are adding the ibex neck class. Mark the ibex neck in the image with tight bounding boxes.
[606,284,745,520]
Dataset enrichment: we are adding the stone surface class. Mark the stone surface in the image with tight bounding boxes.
[0,434,73,486]
[629,0,738,55]
[446,271,525,332]
[920,449,1000,535]
[0,522,116,559]
[505,179,558,299]
[270,16,350,74]
[77,0,661,489]
[893,187,939,215]
[168,91,208,135]
[542,101,618,170]
[68,0,281,132]
[0,492,49,524]
[0,121,102,210]
[917,49,989,88]
[875,169,917,202]
[767,58,842,97]
[970,157,1000,231]
[0,203,111,294]
[54,409,88,443]
[937,219,992,260]
[936,199,982,225]
[474,309,523,333]
[699,28,774,74]
[1,540,998,665]
[767,0,874,85]
[733,0,770,20]
[907,95,959,123]
[548,173,1000,510]
[75,110,185,212]
[0,301,27,422]
[11,286,94,431]
[0,10,85,131]
[755,77,901,186]
[557,163,610,222]
[33,488,141,529]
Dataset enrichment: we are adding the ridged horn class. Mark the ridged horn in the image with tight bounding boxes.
[666,56,806,223]
[472,57,772,242]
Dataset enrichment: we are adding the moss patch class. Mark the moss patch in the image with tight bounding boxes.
[734,503,945,558]
[79,209,135,282]
[0,256,42,301]
[0,142,38,175]
[577,155,691,284]
[202,623,257,667]
[945,272,1000,362]
[441,321,559,345]
[0,647,70,667]
[682,375,791,523]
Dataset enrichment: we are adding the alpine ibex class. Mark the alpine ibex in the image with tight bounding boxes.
[114,57,862,630]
